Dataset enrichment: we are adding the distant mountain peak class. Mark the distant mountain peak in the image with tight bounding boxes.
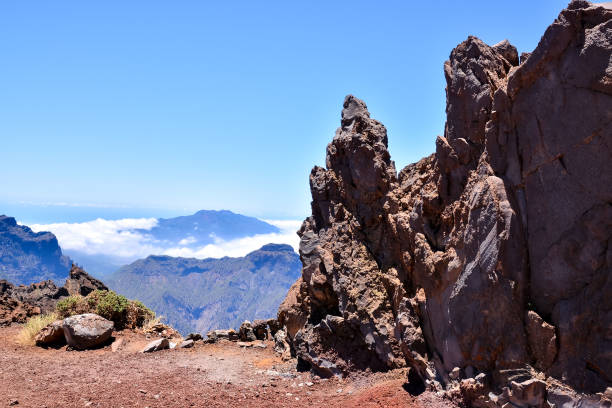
[256,244,294,253]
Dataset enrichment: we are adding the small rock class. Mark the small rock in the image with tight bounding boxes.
[305,382,313,387]
[8,400,18,406]
[169,342,177,349]
[185,333,203,341]
[239,321,257,342]
[179,339,194,349]
[237,341,253,348]
[138,389,147,394]
[141,338,169,353]
[449,367,461,380]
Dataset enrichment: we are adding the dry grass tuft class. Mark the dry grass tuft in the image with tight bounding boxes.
[16,313,59,346]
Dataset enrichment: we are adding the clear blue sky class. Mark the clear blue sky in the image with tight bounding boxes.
[0,1,570,223]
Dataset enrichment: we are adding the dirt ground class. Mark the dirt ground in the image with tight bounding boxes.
[0,326,457,408]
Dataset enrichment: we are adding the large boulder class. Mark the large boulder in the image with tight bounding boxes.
[62,313,114,350]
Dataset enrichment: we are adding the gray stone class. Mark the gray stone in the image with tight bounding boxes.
[179,339,194,348]
[141,338,169,353]
[63,313,113,350]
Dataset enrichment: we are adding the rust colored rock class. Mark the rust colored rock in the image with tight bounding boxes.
[35,320,65,346]
[280,0,611,395]
[0,289,41,326]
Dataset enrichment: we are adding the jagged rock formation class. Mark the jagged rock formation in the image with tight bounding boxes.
[64,264,108,296]
[279,0,611,399]
[0,215,71,285]
[0,264,107,325]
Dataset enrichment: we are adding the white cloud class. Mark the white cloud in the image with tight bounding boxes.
[27,217,302,262]
[29,218,159,259]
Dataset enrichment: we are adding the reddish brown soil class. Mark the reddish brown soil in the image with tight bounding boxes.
[0,326,456,408]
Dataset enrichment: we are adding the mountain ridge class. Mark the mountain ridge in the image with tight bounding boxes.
[107,243,300,334]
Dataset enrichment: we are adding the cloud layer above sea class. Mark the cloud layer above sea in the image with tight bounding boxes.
[29,218,302,263]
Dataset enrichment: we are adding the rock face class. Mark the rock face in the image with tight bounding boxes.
[279,0,611,396]
[0,215,71,285]
[63,313,114,350]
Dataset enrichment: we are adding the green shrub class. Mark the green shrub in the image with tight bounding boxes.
[56,295,89,318]
[54,290,155,330]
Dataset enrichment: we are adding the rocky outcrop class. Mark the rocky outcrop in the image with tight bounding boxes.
[64,264,108,296]
[279,0,611,400]
[0,264,107,323]
[63,313,114,350]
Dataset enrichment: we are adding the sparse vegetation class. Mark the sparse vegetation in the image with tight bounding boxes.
[16,313,58,346]
[56,290,155,330]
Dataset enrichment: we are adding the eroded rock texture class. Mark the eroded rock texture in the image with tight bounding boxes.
[279,0,611,396]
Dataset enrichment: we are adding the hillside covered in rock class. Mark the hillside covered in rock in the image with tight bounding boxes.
[279,1,611,405]
[0,215,71,285]
[1,264,107,326]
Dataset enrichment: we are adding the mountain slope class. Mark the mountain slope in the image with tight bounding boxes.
[0,215,71,285]
[107,243,300,334]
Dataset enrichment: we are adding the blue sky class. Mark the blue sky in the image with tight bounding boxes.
[0,1,570,223]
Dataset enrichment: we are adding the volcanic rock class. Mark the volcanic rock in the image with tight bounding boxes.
[63,313,114,350]
[179,339,194,348]
[239,321,257,342]
[34,320,65,346]
[185,332,203,341]
[252,319,268,340]
[279,0,611,397]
